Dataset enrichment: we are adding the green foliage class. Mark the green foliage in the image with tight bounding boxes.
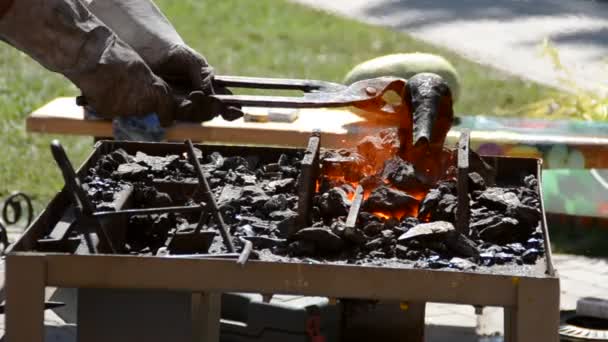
[501,39,608,121]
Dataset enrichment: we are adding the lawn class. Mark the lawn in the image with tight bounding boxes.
[0,1,556,216]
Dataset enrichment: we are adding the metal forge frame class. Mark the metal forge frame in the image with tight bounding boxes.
[5,137,559,342]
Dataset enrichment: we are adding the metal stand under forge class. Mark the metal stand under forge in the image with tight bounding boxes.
[5,134,559,342]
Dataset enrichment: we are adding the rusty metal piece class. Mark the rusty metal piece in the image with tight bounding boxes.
[345,185,364,229]
[50,140,115,254]
[293,131,321,235]
[185,140,236,253]
[405,73,454,149]
[456,130,471,235]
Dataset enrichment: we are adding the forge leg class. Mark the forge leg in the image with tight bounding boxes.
[192,292,221,342]
[503,306,516,342]
[6,255,46,342]
[510,278,560,342]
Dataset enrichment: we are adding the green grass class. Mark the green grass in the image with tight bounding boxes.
[0,0,556,216]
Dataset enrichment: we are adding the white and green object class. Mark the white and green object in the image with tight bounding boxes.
[344,53,461,101]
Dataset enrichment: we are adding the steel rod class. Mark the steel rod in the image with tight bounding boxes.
[93,205,206,218]
[345,185,364,229]
[185,140,236,253]
[456,130,471,235]
[237,239,253,266]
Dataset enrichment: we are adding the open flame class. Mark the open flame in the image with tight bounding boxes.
[317,129,455,221]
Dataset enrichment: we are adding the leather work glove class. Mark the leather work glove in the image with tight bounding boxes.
[84,0,243,122]
[0,0,180,126]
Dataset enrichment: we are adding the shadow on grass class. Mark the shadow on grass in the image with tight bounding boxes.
[548,214,608,257]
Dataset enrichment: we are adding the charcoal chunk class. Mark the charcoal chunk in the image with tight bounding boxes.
[428,256,450,269]
[525,238,543,250]
[268,178,295,193]
[494,252,514,265]
[381,156,419,190]
[445,233,479,258]
[398,221,455,243]
[479,252,495,266]
[269,209,297,221]
[449,257,477,270]
[288,240,316,256]
[418,189,441,219]
[343,226,366,245]
[468,172,486,192]
[507,204,541,227]
[242,185,270,208]
[478,217,520,244]
[522,248,539,264]
[263,194,288,214]
[278,154,290,166]
[114,163,148,180]
[359,175,383,192]
[221,156,249,171]
[357,136,391,169]
[276,214,297,238]
[506,243,526,255]
[478,188,521,211]
[110,149,131,164]
[218,185,243,208]
[363,186,418,215]
[206,152,224,169]
[524,175,538,190]
[318,187,350,219]
[363,222,384,237]
[294,227,344,252]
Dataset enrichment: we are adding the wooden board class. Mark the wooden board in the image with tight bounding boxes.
[26,97,392,148]
[26,97,608,155]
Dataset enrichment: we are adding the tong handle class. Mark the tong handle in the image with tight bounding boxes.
[214,75,344,93]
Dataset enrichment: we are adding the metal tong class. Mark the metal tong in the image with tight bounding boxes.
[211,75,408,116]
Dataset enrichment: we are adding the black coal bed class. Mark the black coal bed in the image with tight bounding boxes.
[20,130,551,278]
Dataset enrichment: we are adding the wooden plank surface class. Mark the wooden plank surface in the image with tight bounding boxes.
[26,97,389,148]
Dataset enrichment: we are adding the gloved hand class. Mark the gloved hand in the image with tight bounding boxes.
[84,0,243,122]
[0,0,181,126]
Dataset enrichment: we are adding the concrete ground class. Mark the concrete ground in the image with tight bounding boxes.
[290,0,608,93]
[0,253,606,341]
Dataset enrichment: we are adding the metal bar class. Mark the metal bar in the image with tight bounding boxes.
[456,130,470,235]
[294,131,321,234]
[50,140,115,253]
[93,205,206,218]
[237,239,253,266]
[184,140,236,253]
[346,185,364,229]
[213,75,344,92]
[537,161,556,276]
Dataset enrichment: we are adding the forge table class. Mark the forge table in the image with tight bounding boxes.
[6,149,560,342]
[5,252,560,342]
